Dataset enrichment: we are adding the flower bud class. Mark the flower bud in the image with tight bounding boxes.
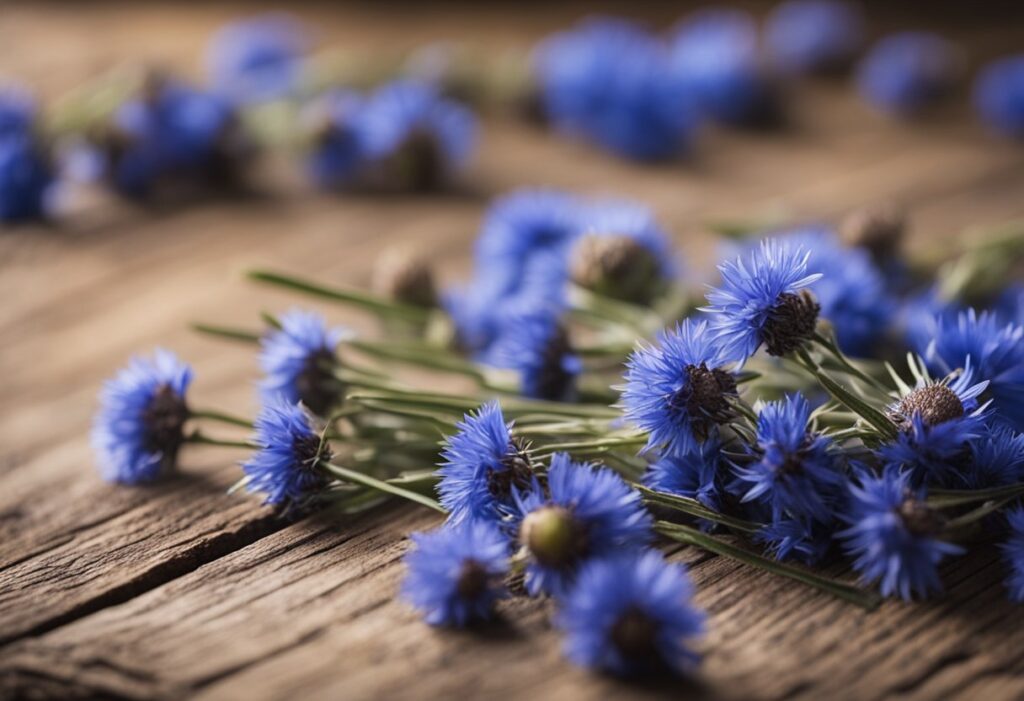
[372,246,438,308]
[839,202,906,260]
[570,234,663,305]
[520,505,583,568]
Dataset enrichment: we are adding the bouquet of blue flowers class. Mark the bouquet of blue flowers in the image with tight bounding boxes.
[92,182,1024,678]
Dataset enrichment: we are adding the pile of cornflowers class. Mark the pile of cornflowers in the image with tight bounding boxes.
[6,5,1024,224]
[93,184,1024,678]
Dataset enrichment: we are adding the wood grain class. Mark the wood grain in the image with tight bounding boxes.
[1,2,1023,700]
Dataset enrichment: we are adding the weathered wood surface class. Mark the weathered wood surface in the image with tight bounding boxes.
[2,2,1024,700]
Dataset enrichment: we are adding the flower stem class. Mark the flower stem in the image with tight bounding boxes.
[189,408,254,429]
[795,348,897,441]
[928,482,1024,509]
[319,461,445,513]
[655,521,882,611]
[191,322,262,344]
[812,332,889,393]
[638,487,760,534]
[184,430,254,450]
[248,269,430,324]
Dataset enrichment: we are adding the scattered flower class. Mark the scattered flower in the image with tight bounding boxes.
[206,13,310,103]
[437,401,535,525]
[242,400,330,510]
[259,309,348,417]
[925,310,1024,431]
[513,453,652,597]
[358,79,476,192]
[621,319,739,457]
[704,239,822,361]
[857,32,959,116]
[534,18,697,160]
[963,424,1024,490]
[764,0,864,75]
[973,55,1024,139]
[92,349,192,484]
[669,9,778,127]
[0,135,54,223]
[882,361,989,487]
[556,549,705,676]
[839,466,963,600]
[645,442,724,516]
[302,90,367,189]
[486,309,581,402]
[402,519,510,626]
[733,394,846,524]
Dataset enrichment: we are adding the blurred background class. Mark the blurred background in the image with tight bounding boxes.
[2,0,1024,473]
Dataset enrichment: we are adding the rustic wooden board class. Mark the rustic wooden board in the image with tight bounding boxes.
[2,2,1024,700]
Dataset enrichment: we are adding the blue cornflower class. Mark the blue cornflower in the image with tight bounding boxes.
[668,9,778,127]
[485,310,581,402]
[513,453,652,597]
[925,310,1024,431]
[437,401,535,525]
[568,197,678,305]
[302,90,367,190]
[621,318,739,457]
[242,400,330,510]
[754,516,835,565]
[0,135,54,223]
[1002,508,1024,603]
[727,227,891,357]
[556,549,705,677]
[783,227,891,357]
[92,349,192,484]
[0,85,36,138]
[733,394,847,524]
[900,287,963,358]
[206,13,309,103]
[473,188,582,294]
[881,362,989,487]
[645,442,723,516]
[401,519,510,627]
[856,32,959,116]
[764,0,864,75]
[533,18,697,160]
[963,424,1024,490]
[993,284,1024,326]
[839,466,963,600]
[704,238,822,361]
[973,55,1024,138]
[358,79,476,192]
[259,309,348,418]
[99,78,249,198]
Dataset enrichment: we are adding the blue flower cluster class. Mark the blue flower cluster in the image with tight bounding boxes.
[446,188,676,398]
[406,401,704,676]
[0,86,54,223]
[87,75,252,199]
[304,79,476,192]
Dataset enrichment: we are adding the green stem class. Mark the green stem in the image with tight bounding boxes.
[529,434,648,457]
[248,269,430,324]
[189,408,254,429]
[928,482,1024,509]
[319,461,445,513]
[812,332,889,393]
[185,431,254,450]
[795,348,897,441]
[655,521,882,611]
[191,322,262,344]
[638,486,760,534]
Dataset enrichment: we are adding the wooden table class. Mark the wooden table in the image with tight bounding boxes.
[2,3,1024,699]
